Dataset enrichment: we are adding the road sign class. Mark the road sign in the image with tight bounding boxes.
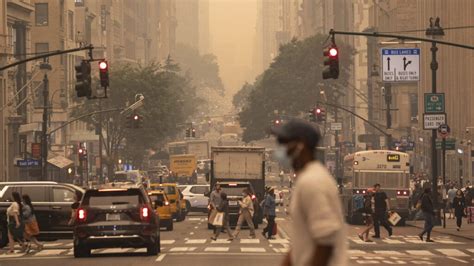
[435,138,456,150]
[438,124,450,138]
[424,93,445,113]
[381,48,420,82]
[16,159,40,167]
[423,113,446,130]
[331,122,342,131]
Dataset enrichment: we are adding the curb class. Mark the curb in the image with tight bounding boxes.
[406,222,474,241]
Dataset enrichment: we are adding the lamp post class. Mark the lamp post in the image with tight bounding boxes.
[40,58,52,181]
[426,17,444,224]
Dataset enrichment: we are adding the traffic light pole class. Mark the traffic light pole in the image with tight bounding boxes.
[98,98,103,184]
[430,41,441,224]
[41,69,49,181]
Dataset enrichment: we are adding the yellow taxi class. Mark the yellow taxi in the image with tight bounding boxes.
[148,190,173,231]
[149,183,185,221]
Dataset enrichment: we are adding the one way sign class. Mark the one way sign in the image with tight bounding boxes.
[381,48,420,82]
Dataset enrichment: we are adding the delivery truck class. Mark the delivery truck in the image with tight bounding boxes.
[169,154,197,184]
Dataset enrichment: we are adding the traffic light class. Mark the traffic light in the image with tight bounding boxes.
[322,45,339,79]
[308,108,316,122]
[75,60,92,98]
[98,60,109,88]
[191,128,196,138]
[133,113,143,128]
[185,128,191,137]
[78,145,87,160]
[315,107,326,122]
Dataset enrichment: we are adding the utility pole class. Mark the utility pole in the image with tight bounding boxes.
[384,83,393,148]
[98,98,103,184]
[40,59,52,180]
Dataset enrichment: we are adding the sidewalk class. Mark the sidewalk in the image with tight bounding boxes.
[406,217,474,240]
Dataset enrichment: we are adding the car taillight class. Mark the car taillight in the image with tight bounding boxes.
[141,206,150,220]
[78,208,86,221]
[396,190,409,196]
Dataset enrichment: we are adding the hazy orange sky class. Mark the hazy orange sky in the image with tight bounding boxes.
[209,0,258,95]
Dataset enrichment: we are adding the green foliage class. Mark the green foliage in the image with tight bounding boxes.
[174,43,224,93]
[71,60,197,171]
[232,82,255,110]
[238,35,353,142]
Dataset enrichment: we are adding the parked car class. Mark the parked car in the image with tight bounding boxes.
[0,181,84,247]
[178,185,210,212]
[73,186,160,257]
[148,191,173,231]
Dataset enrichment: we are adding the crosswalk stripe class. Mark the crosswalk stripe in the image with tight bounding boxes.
[211,239,231,244]
[467,249,474,253]
[161,240,176,245]
[435,240,465,244]
[349,237,375,245]
[204,247,229,252]
[382,239,404,244]
[170,247,197,252]
[185,239,207,244]
[34,249,65,256]
[188,218,201,221]
[436,249,469,257]
[240,239,260,244]
[373,250,404,255]
[241,247,266,253]
[269,239,289,244]
[0,252,24,258]
[406,250,435,256]
[348,250,367,255]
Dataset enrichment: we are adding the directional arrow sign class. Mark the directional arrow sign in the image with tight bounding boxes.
[381,48,420,82]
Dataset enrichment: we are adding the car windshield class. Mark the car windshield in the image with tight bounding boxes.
[84,190,143,207]
[150,194,166,202]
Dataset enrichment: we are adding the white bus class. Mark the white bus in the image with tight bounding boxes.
[341,150,410,225]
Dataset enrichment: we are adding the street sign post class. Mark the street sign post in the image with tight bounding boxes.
[435,139,455,150]
[330,122,342,131]
[438,124,450,138]
[381,48,420,82]
[424,93,445,113]
[16,159,41,167]
[423,113,446,130]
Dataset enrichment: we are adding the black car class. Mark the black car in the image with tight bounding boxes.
[208,182,261,229]
[0,181,84,247]
[73,186,160,257]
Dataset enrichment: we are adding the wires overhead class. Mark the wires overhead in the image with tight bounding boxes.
[379,25,474,34]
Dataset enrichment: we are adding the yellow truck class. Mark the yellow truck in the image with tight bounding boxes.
[169,154,197,184]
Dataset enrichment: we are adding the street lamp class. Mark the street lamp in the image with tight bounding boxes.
[426,17,444,224]
[40,59,52,181]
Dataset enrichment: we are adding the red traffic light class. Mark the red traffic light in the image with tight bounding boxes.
[315,108,322,114]
[329,47,338,57]
[78,148,84,154]
[133,114,139,120]
[99,61,108,70]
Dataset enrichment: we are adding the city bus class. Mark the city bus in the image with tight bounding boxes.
[341,150,410,225]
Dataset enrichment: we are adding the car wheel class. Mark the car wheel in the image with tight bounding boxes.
[147,235,160,256]
[166,220,174,231]
[0,223,8,248]
[74,242,91,258]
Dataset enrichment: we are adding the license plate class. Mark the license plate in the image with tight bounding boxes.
[229,201,238,206]
[106,213,121,221]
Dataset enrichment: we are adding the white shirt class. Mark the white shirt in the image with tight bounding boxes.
[290,161,348,266]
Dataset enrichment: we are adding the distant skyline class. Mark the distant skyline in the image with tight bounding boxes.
[209,0,258,95]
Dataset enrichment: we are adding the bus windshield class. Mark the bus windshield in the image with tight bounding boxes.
[354,171,408,188]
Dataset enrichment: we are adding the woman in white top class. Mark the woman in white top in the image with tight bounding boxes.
[6,192,27,253]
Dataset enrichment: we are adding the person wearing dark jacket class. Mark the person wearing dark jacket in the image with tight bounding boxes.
[211,192,233,241]
[453,189,466,231]
[418,187,435,242]
[262,187,276,239]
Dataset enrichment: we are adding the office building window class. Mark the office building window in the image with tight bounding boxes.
[68,11,74,40]
[35,43,49,54]
[35,3,48,26]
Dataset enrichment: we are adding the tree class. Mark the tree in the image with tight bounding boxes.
[233,82,255,111]
[238,35,353,142]
[174,43,224,93]
[71,61,198,177]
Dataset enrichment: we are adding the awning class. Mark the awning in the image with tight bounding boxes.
[48,156,73,169]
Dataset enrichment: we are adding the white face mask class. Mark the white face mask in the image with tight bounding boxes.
[274,144,292,168]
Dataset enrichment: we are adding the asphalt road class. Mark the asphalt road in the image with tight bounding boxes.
[0,183,472,266]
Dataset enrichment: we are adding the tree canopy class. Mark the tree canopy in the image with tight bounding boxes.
[237,35,353,142]
[71,59,197,174]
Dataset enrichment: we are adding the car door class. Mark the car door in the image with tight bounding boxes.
[49,186,76,232]
[18,185,51,233]
[189,186,209,209]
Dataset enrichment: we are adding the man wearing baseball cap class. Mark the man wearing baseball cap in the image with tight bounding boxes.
[272,120,347,266]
